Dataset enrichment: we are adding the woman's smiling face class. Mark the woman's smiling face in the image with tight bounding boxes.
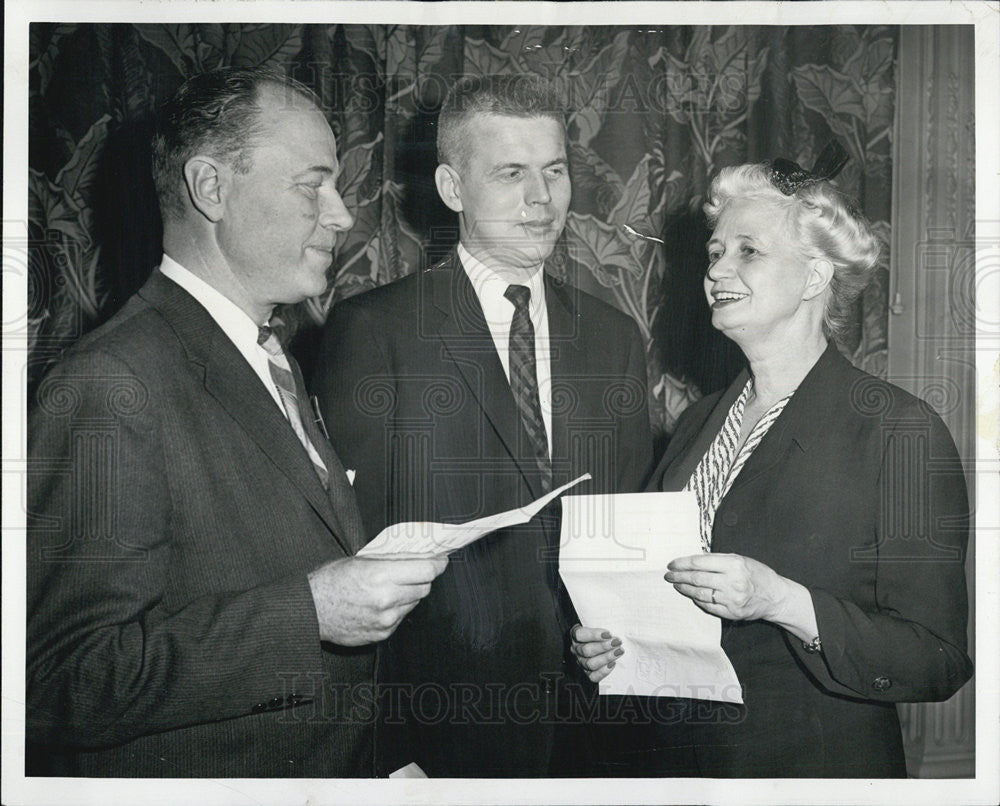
[704,196,817,347]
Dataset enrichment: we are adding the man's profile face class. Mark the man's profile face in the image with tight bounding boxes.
[449,113,570,274]
[216,85,354,316]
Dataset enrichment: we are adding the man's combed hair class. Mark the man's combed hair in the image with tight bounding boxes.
[704,163,882,342]
[151,66,320,219]
[437,74,565,169]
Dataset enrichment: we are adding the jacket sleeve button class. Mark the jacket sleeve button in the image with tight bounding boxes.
[872,676,892,692]
[251,702,267,713]
[268,696,283,709]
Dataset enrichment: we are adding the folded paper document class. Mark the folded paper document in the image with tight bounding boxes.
[559,491,742,703]
[359,473,592,557]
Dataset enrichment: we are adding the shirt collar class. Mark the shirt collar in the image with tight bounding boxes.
[158,254,264,350]
[457,243,546,315]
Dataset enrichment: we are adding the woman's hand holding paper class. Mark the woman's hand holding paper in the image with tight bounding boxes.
[569,625,624,683]
[665,553,818,644]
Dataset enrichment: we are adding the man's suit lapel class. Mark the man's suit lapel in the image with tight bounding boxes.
[139,271,355,556]
[288,357,368,552]
[425,251,547,499]
[544,275,587,488]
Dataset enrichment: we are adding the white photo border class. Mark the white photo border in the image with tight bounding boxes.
[4,2,998,805]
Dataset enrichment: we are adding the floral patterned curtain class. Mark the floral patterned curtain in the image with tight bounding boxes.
[28,23,896,436]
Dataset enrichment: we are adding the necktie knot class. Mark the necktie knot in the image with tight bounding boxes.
[504,284,531,311]
[257,325,281,356]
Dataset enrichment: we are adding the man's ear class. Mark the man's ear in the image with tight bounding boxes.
[183,156,228,222]
[803,257,835,301]
[435,164,464,213]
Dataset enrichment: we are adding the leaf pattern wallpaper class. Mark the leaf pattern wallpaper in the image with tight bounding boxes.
[28,23,896,437]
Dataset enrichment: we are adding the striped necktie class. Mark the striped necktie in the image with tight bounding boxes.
[257,325,330,489]
[504,284,552,493]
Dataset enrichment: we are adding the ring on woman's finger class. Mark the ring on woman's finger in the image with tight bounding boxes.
[711,589,717,605]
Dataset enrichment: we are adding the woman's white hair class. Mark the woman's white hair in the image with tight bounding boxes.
[704,163,881,342]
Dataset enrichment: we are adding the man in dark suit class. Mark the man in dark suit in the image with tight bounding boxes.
[25,67,446,777]
[312,75,653,777]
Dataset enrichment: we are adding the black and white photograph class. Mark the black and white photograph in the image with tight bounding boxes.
[3,1,997,804]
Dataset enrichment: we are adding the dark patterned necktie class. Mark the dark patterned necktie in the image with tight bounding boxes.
[504,284,552,493]
[258,325,330,489]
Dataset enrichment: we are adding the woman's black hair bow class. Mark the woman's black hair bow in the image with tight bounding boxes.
[768,140,850,196]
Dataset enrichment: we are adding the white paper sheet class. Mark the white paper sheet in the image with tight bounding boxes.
[358,473,592,557]
[558,491,743,703]
[388,762,427,778]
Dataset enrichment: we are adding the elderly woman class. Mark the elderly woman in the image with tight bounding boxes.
[572,156,973,777]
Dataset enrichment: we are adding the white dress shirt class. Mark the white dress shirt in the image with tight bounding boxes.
[158,255,286,414]
[458,243,553,456]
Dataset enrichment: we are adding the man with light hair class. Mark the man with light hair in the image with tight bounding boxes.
[314,74,653,777]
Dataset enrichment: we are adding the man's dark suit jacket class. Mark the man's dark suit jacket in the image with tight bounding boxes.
[26,271,374,777]
[648,343,973,777]
[312,251,654,776]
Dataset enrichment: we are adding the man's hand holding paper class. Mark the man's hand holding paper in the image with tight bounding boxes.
[308,554,449,645]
